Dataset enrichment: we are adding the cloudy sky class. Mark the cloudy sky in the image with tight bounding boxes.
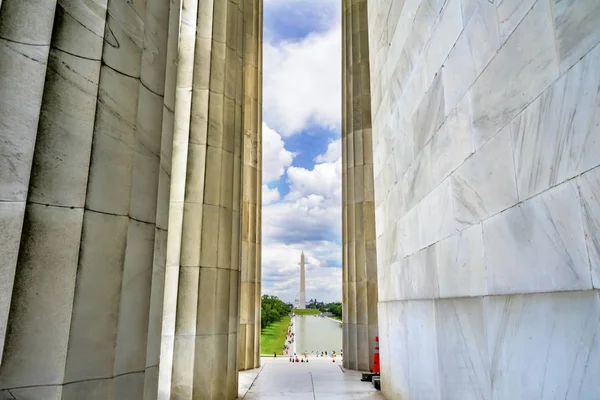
[261,0,342,303]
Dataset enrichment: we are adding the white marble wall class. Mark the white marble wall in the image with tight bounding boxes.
[369,0,600,398]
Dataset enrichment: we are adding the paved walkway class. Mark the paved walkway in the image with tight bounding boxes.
[238,358,385,399]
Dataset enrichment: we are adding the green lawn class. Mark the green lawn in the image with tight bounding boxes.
[260,315,290,355]
[292,309,320,315]
[330,315,342,321]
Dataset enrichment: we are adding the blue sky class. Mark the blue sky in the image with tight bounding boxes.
[261,0,342,303]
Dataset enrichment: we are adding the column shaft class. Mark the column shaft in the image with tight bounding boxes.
[166,0,245,398]
[0,1,108,397]
[239,0,263,372]
[341,0,378,372]
[0,0,58,367]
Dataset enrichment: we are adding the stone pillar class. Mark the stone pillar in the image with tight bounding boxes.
[0,1,107,397]
[239,0,263,372]
[162,0,245,398]
[0,0,58,366]
[0,0,173,396]
[341,0,378,372]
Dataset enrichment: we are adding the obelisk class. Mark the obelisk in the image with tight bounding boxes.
[299,252,306,309]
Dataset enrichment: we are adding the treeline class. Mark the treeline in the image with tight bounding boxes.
[307,299,342,318]
[261,295,292,329]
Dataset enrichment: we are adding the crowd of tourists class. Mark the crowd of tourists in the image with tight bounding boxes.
[282,319,295,355]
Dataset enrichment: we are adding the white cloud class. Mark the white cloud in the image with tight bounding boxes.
[262,141,342,302]
[263,0,341,40]
[314,138,341,164]
[263,25,341,135]
[262,185,280,205]
[262,123,295,183]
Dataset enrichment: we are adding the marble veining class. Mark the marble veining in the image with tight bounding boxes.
[551,0,600,72]
[470,0,559,148]
[484,291,600,399]
[511,43,600,200]
[451,127,518,229]
[577,166,600,288]
[436,223,485,298]
[442,1,500,114]
[483,180,591,295]
[411,74,445,154]
[436,298,490,400]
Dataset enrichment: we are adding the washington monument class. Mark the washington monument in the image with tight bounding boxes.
[299,252,306,309]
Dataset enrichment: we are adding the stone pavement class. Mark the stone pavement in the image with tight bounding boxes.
[238,358,386,399]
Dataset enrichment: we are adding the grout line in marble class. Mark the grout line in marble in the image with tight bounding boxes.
[1,366,155,391]
[0,35,49,47]
[84,207,157,226]
[100,61,140,80]
[51,45,101,62]
[395,162,600,263]
[309,372,316,399]
[377,287,600,303]
[574,177,596,288]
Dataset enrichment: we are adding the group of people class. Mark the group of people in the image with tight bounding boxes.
[289,353,309,363]
[282,320,295,355]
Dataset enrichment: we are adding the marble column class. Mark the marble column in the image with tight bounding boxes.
[0,0,58,366]
[0,0,173,397]
[0,1,107,397]
[341,0,378,372]
[162,0,245,398]
[238,0,263,372]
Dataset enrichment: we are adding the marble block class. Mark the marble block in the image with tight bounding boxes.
[483,181,591,295]
[551,0,600,72]
[436,298,490,400]
[442,1,500,114]
[29,50,100,208]
[64,211,127,383]
[577,167,600,288]
[436,223,486,298]
[417,178,454,249]
[0,202,25,364]
[451,127,518,229]
[470,0,558,148]
[51,0,107,59]
[484,291,600,399]
[0,205,82,389]
[0,40,49,202]
[411,74,445,153]
[85,66,138,215]
[511,44,600,200]
[113,220,155,376]
[495,0,537,43]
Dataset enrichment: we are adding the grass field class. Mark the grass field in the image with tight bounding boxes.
[260,315,291,355]
[330,315,342,321]
[292,309,320,315]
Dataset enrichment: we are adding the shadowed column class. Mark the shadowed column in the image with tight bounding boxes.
[238,0,263,372]
[341,0,378,373]
[163,0,245,398]
[0,0,58,369]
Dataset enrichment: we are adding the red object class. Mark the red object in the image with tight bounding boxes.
[372,336,380,374]
[332,359,335,363]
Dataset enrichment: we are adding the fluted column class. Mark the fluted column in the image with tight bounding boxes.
[238,0,263,372]
[342,0,378,372]
[0,1,108,397]
[0,0,174,397]
[162,0,245,398]
[0,0,58,367]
